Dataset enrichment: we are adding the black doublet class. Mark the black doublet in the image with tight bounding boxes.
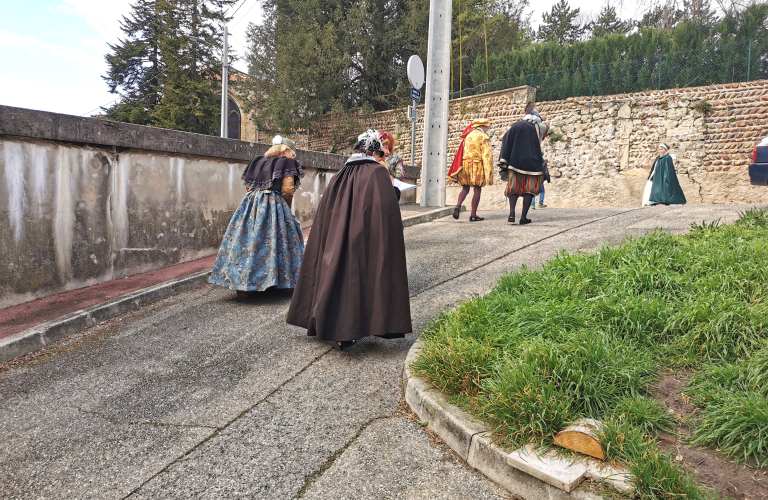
[498,120,545,175]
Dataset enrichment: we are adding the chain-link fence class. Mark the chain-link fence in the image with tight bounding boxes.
[451,37,767,101]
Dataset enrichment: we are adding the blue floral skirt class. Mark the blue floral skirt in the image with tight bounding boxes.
[209,190,304,291]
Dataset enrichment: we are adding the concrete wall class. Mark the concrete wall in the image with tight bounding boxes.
[0,106,357,309]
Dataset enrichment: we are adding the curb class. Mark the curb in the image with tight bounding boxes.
[402,205,464,228]
[0,270,211,364]
[403,340,633,499]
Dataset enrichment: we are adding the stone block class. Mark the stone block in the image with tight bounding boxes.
[585,461,634,492]
[468,433,575,500]
[507,444,588,492]
[404,374,431,418]
[419,390,488,460]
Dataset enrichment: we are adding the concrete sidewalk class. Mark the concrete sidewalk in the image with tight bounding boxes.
[0,204,752,500]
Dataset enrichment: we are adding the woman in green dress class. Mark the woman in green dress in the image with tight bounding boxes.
[642,143,687,206]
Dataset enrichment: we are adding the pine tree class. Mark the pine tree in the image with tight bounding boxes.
[103,0,238,135]
[589,4,632,38]
[536,0,585,45]
[103,0,164,125]
[636,6,685,29]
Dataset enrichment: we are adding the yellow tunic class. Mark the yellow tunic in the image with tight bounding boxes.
[456,128,493,187]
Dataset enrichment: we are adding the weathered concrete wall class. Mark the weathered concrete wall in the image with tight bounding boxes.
[0,106,357,309]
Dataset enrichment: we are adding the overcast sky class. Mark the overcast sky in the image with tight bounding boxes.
[0,0,638,117]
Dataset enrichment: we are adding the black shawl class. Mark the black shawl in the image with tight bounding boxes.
[498,120,545,175]
[242,156,303,191]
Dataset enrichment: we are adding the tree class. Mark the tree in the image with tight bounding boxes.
[453,0,531,93]
[536,0,586,45]
[103,0,238,135]
[474,2,768,98]
[240,0,432,132]
[589,4,632,38]
[103,0,164,125]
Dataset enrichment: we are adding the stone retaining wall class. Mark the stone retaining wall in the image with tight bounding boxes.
[312,82,768,209]
[528,80,768,209]
[309,86,535,165]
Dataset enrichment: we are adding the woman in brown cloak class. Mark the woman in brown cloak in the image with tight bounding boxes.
[286,130,412,350]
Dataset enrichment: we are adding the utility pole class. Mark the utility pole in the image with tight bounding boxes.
[189,28,230,139]
[420,0,452,207]
[220,25,229,139]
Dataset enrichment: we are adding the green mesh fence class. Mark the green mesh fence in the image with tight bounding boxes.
[450,38,767,101]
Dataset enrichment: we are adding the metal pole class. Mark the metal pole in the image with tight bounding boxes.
[529,74,534,87]
[220,25,229,139]
[411,99,417,167]
[420,0,452,208]
[658,53,662,91]
[590,64,594,97]
[748,38,753,82]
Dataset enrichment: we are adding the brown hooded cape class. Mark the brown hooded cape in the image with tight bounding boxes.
[286,156,412,341]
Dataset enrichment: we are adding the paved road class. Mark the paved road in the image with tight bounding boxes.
[0,205,755,500]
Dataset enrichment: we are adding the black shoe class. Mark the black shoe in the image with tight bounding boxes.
[469,215,484,222]
[453,206,461,219]
[519,218,532,225]
[333,340,357,351]
[508,217,515,223]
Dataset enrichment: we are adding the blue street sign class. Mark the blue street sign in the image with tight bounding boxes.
[410,87,421,102]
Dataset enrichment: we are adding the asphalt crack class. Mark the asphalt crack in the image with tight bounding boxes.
[73,407,217,429]
[409,207,644,299]
[120,346,332,499]
[293,415,389,499]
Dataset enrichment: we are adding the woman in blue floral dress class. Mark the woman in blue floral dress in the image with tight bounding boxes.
[210,136,305,295]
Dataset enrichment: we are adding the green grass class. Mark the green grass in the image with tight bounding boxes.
[600,419,706,499]
[688,340,768,467]
[412,207,768,498]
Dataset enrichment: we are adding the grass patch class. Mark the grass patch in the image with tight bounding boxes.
[412,207,768,497]
[688,339,768,467]
[600,419,706,499]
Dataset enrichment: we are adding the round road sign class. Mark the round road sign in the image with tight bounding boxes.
[407,55,425,90]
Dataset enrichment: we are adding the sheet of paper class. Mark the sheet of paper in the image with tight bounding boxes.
[394,179,420,192]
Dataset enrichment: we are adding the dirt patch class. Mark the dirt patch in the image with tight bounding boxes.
[653,373,768,499]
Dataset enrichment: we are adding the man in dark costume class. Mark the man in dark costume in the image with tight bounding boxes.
[498,112,550,225]
[642,143,687,206]
[286,130,412,350]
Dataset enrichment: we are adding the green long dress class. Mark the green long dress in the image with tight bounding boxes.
[648,153,686,205]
